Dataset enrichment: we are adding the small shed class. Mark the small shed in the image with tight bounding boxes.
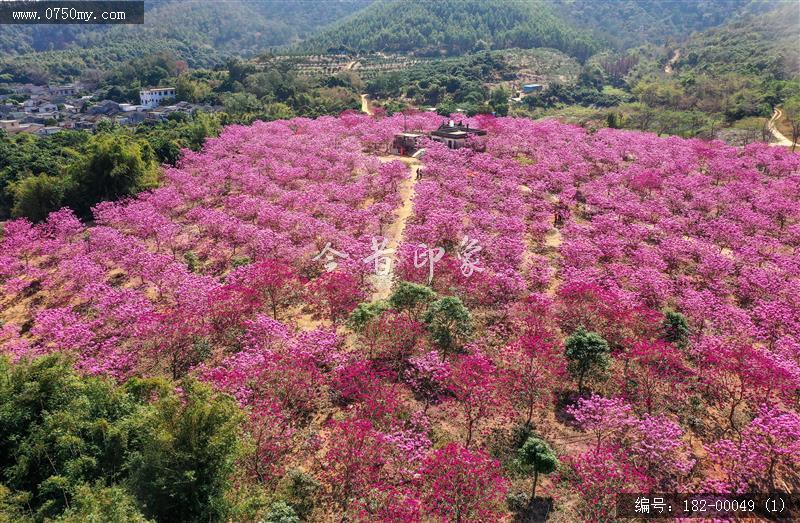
[391,131,425,156]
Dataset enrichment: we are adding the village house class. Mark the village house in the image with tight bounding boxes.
[391,132,425,155]
[0,119,21,132]
[49,83,79,97]
[390,120,488,157]
[119,103,147,113]
[429,120,487,149]
[36,126,62,137]
[116,111,148,126]
[140,87,176,108]
[0,119,44,135]
[13,84,48,96]
[73,117,101,131]
[0,80,216,133]
[89,100,122,116]
[22,99,56,113]
[23,112,57,125]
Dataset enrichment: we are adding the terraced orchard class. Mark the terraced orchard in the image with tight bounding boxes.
[2,113,799,521]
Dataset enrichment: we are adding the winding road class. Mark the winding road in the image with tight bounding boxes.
[360,94,373,116]
[767,108,796,147]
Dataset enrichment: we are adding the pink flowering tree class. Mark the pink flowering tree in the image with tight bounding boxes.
[445,352,505,448]
[705,405,800,493]
[226,259,304,321]
[624,340,691,414]
[306,271,368,325]
[416,443,508,522]
[499,328,567,427]
[567,394,635,450]
[562,446,650,522]
[404,350,451,412]
[568,394,695,489]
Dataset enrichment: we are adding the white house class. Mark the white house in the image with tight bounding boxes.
[119,103,147,113]
[139,88,176,108]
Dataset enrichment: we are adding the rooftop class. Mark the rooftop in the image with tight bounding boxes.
[431,120,487,138]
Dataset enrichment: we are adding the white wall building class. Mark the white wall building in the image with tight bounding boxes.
[139,88,176,108]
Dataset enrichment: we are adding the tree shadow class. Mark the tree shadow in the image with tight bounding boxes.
[514,497,554,523]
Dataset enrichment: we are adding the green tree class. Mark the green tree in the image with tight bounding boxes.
[348,300,391,358]
[0,355,140,520]
[224,58,255,89]
[516,437,558,502]
[276,469,319,521]
[661,310,690,349]
[149,135,182,165]
[184,112,220,151]
[222,92,264,115]
[266,102,295,121]
[348,300,390,332]
[65,133,158,216]
[0,130,87,219]
[11,173,68,222]
[606,111,622,129]
[0,356,246,523]
[57,485,152,523]
[490,87,510,116]
[264,500,299,523]
[125,380,243,523]
[782,95,800,151]
[423,296,473,358]
[176,74,211,103]
[389,281,438,321]
[578,63,604,89]
[564,327,611,394]
[632,78,684,108]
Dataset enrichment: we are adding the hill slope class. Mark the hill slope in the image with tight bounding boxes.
[297,0,600,61]
[675,2,800,79]
[0,0,372,78]
[549,0,762,50]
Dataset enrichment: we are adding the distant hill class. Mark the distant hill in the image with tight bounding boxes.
[675,2,800,79]
[548,0,763,50]
[2,0,795,84]
[0,0,372,80]
[297,0,601,61]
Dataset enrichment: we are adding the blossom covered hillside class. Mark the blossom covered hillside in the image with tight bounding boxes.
[2,113,800,521]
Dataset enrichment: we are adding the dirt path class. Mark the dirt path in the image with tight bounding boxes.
[767,108,796,147]
[664,49,680,74]
[371,155,421,300]
[360,94,373,115]
[544,227,563,296]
